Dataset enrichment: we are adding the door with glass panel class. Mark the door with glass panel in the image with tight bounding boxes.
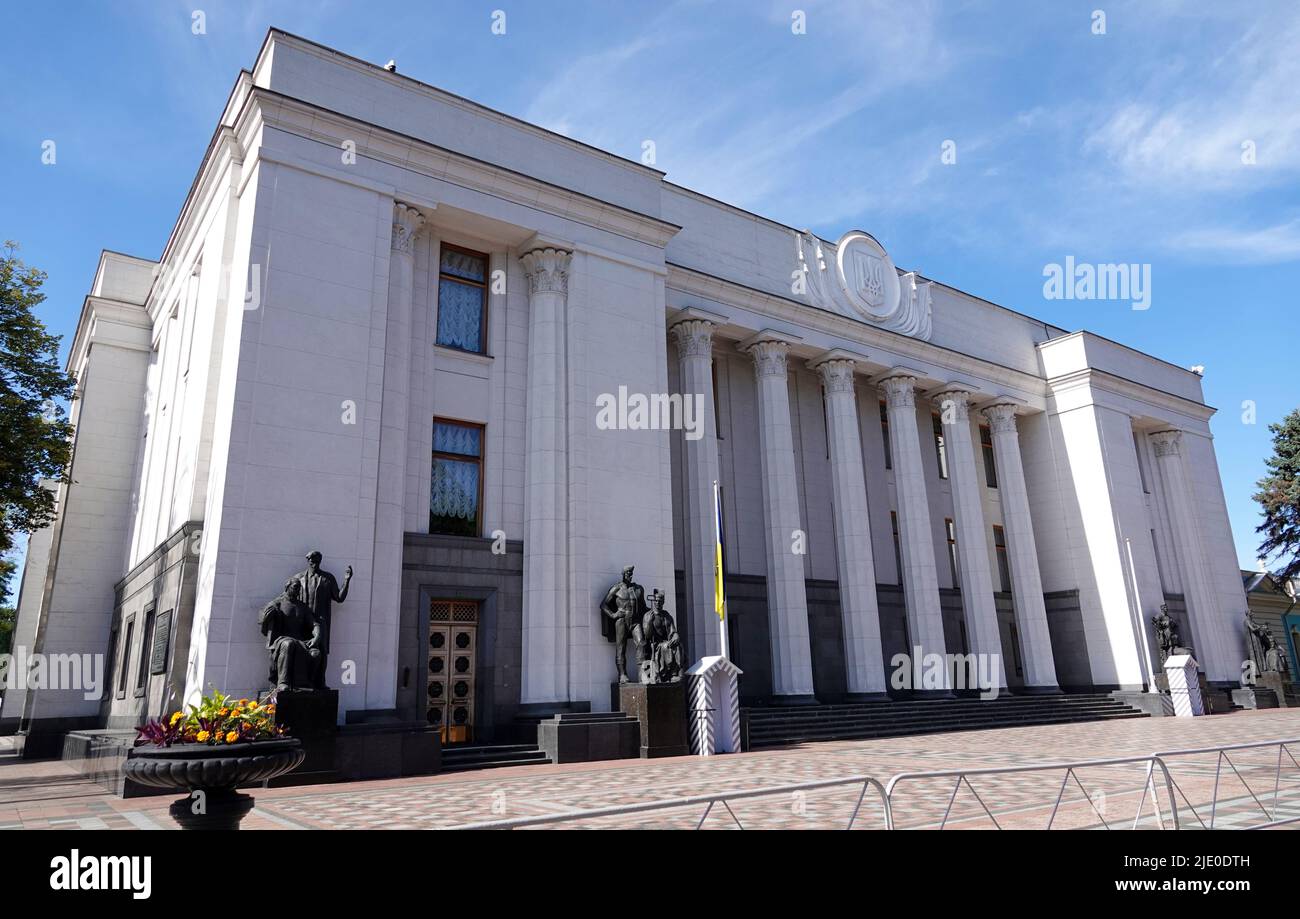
[427,599,478,744]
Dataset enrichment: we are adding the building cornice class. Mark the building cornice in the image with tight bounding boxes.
[1045,367,1216,423]
[666,262,1050,406]
[240,87,682,250]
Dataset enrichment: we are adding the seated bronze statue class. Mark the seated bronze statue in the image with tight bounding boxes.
[259,579,323,691]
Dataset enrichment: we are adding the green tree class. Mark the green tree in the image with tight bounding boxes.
[0,556,15,657]
[0,242,76,557]
[1255,408,1300,581]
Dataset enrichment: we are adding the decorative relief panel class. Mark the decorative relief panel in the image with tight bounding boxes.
[794,229,933,340]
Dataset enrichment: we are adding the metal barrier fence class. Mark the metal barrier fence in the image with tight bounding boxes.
[1150,737,1300,831]
[447,736,1300,831]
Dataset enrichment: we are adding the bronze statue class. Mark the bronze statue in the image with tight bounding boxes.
[600,565,648,683]
[1152,604,1181,664]
[259,579,322,691]
[640,589,683,684]
[292,551,351,689]
[1245,611,1285,674]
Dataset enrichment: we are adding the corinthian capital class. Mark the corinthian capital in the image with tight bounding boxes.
[391,202,425,254]
[1150,429,1183,457]
[981,402,1020,436]
[815,359,857,395]
[743,339,789,379]
[932,389,971,423]
[520,247,572,296]
[878,374,917,409]
[670,318,716,359]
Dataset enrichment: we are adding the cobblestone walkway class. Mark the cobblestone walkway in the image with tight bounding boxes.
[2,709,1298,830]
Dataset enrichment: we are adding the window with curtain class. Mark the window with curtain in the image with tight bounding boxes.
[430,419,484,536]
[436,245,488,353]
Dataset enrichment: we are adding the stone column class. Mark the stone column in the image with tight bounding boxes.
[740,336,816,700]
[367,201,424,709]
[879,373,950,691]
[812,355,887,698]
[670,316,723,661]
[981,403,1059,691]
[933,388,1006,690]
[1149,430,1231,681]
[520,247,574,706]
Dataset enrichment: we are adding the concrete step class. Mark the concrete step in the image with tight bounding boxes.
[440,744,551,772]
[742,694,1152,749]
[748,712,1149,748]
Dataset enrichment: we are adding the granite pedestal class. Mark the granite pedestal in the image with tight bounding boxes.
[1231,687,1279,710]
[537,712,639,763]
[613,681,689,759]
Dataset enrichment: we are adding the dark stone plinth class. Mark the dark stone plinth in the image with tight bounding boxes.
[538,712,639,763]
[1015,685,1064,696]
[1231,687,1279,710]
[613,681,689,759]
[334,721,441,781]
[271,689,339,736]
[267,689,340,784]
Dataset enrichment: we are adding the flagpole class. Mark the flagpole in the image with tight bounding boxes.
[714,479,730,661]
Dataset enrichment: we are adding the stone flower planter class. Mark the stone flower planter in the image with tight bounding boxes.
[124,738,305,830]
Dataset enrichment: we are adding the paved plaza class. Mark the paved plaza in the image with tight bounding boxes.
[2,709,1299,830]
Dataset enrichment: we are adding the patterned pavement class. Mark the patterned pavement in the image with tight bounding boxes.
[2,708,1299,830]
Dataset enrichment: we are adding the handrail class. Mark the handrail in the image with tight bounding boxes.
[448,774,890,830]
[440,735,1300,831]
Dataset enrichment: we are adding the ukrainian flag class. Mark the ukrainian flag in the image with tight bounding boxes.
[713,480,726,621]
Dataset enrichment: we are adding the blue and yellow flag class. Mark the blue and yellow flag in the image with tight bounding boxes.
[713,480,726,621]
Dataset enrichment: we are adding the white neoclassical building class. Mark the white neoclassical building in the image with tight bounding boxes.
[3,30,1250,754]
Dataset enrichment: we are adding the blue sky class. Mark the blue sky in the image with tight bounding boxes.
[2,0,1298,576]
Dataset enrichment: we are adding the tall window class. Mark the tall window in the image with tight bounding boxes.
[430,419,484,536]
[980,424,998,488]
[891,511,903,585]
[879,401,892,469]
[932,413,949,479]
[118,617,135,698]
[993,525,1011,593]
[1134,431,1151,494]
[945,518,959,587]
[436,245,488,353]
[136,608,156,693]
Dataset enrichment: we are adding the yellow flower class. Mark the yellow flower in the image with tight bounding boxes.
[196,730,211,743]
[225,731,239,744]
[169,712,183,726]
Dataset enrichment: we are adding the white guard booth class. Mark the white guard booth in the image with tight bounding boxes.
[686,656,743,755]
[1164,653,1204,717]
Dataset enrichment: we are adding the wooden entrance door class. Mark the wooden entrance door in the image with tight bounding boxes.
[428,599,478,744]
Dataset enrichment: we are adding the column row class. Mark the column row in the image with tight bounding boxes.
[671,328,1059,699]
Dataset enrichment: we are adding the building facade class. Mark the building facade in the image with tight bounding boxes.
[2,31,1252,753]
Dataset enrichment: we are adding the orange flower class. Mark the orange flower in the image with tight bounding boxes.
[196,730,211,743]
[225,731,239,743]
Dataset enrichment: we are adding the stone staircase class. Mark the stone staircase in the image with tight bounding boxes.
[440,743,551,772]
[742,693,1150,750]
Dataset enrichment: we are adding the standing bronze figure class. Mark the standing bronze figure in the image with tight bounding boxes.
[600,565,648,683]
[293,550,352,689]
[259,579,322,691]
[1245,611,1285,674]
[1152,604,1181,664]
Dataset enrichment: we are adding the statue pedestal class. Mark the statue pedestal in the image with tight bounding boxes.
[1258,671,1291,708]
[268,689,339,784]
[1231,687,1279,710]
[612,681,689,759]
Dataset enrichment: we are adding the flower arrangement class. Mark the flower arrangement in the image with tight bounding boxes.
[134,688,286,747]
